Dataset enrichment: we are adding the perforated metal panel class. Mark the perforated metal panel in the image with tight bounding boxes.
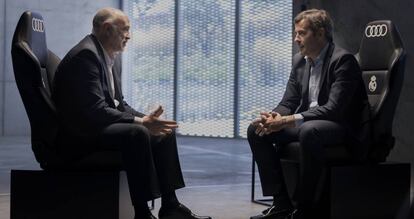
[124,0,175,119]
[238,0,292,137]
[176,0,236,137]
[124,0,292,138]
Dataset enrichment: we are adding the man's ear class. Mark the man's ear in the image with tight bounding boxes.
[102,22,113,35]
[317,28,325,38]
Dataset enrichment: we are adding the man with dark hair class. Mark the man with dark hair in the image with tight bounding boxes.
[248,9,369,219]
[53,7,211,219]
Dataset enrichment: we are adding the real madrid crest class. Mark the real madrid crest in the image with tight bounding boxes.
[368,75,377,92]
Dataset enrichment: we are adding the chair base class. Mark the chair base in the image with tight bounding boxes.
[251,160,410,219]
[282,161,411,219]
[10,170,135,219]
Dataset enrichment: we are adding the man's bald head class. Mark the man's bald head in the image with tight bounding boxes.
[92,7,128,35]
[92,7,131,56]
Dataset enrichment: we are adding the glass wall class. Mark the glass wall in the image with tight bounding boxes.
[124,1,175,120]
[238,0,292,137]
[177,0,235,137]
[124,0,292,138]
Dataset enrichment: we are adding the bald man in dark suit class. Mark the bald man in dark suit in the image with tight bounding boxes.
[53,7,211,219]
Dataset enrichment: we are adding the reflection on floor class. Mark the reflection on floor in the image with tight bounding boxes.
[0,136,266,219]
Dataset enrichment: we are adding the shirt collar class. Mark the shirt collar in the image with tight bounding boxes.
[305,43,329,67]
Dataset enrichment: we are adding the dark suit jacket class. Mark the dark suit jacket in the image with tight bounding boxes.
[274,43,371,159]
[53,34,144,157]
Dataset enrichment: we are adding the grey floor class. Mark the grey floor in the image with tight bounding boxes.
[0,136,267,219]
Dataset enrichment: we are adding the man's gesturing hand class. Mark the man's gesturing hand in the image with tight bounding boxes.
[150,105,164,118]
[142,106,178,136]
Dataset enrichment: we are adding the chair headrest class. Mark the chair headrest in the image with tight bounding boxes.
[12,11,48,68]
[358,20,403,70]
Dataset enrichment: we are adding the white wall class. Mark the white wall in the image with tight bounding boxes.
[0,0,120,136]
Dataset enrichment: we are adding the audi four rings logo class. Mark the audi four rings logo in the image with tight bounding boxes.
[365,24,387,38]
[32,18,44,32]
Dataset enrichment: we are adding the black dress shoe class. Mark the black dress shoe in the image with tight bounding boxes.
[158,203,212,219]
[250,205,294,219]
[289,209,304,219]
[135,212,157,219]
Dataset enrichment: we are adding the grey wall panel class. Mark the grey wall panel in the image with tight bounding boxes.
[0,0,5,135]
[5,0,120,82]
[3,82,28,136]
[1,0,120,136]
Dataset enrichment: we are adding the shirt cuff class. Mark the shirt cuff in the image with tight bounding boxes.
[134,116,143,124]
[293,114,304,127]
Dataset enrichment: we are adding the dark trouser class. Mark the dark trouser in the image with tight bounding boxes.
[247,120,346,210]
[98,123,185,205]
[59,123,185,206]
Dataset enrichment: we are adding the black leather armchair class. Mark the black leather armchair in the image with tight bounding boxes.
[251,20,409,219]
[11,11,62,169]
[275,21,406,165]
[356,20,405,163]
[11,11,122,170]
[10,11,139,219]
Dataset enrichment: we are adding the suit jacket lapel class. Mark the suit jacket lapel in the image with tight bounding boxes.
[112,56,126,111]
[319,43,334,97]
[101,59,115,101]
[301,61,311,109]
[112,66,124,108]
[105,68,115,100]
[294,61,310,113]
[90,35,116,102]
[112,56,122,99]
